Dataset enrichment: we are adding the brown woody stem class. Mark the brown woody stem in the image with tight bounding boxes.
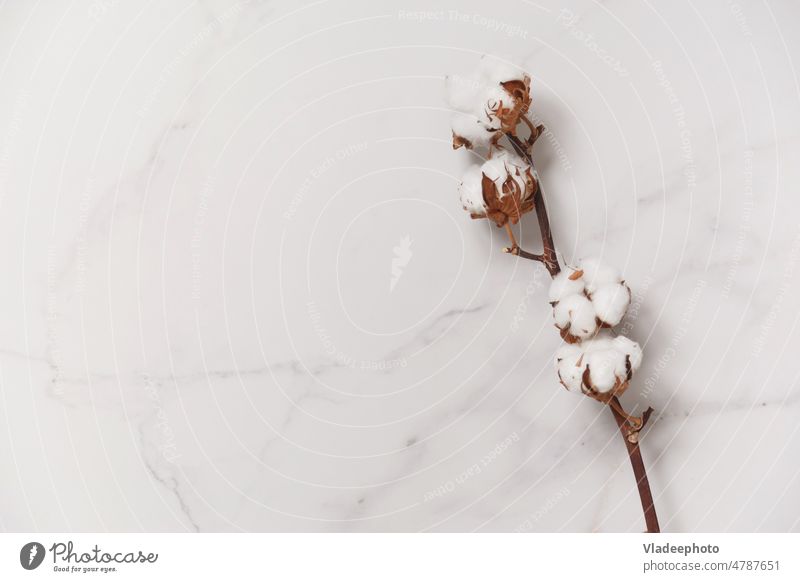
[609,397,660,533]
[503,129,660,533]
[608,396,642,429]
[502,245,543,262]
[506,134,560,277]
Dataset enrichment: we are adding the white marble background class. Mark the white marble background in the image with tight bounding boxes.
[0,0,798,532]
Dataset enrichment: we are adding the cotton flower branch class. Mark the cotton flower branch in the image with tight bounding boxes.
[503,133,561,278]
[447,55,660,533]
[609,398,659,534]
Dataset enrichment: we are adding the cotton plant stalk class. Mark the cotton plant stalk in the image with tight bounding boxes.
[447,55,660,533]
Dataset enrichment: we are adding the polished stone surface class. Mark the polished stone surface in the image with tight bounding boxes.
[0,0,798,532]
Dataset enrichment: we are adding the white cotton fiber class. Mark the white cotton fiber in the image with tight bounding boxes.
[590,283,631,327]
[579,257,621,294]
[548,269,586,302]
[458,165,486,215]
[554,332,644,396]
[585,349,622,393]
[480,155,507,184]
[549,259,633,335]
[612,335,643,370]
[554,343,584,392]
[447,56,529,147]
[553,294,597,340]
[480,85,513,127]
[480,150,530,196]
[451,112,495,148]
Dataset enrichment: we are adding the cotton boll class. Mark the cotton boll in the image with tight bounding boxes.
[586,348,626,393]
[481,152,514,188]
[554,332,644,399]
[555,344,584,392]
[451,112,495,149]
[480,150,528,191]
[579,257,621,294]
[553,294,597,340]
[612,335,643,371]
[459,165,486,216]
[548,269,585,303]
[448,56,531,147]
[505,163,531,198]
[567,301,598,340]
[555,343,583,362]
[471,151,537,227]
[552,294,584,328]
[591,282,631,326]
[480,155,508,184]
[479,85,514,128]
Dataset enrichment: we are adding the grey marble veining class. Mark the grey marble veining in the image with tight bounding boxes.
[0,0,799,532]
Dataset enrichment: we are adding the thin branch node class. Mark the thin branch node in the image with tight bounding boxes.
[504,245,545,263]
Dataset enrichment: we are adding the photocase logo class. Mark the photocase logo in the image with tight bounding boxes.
[390,235,413,292]
[20,542,45,570]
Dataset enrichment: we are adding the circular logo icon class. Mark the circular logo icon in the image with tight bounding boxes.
[20,542,45,570]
